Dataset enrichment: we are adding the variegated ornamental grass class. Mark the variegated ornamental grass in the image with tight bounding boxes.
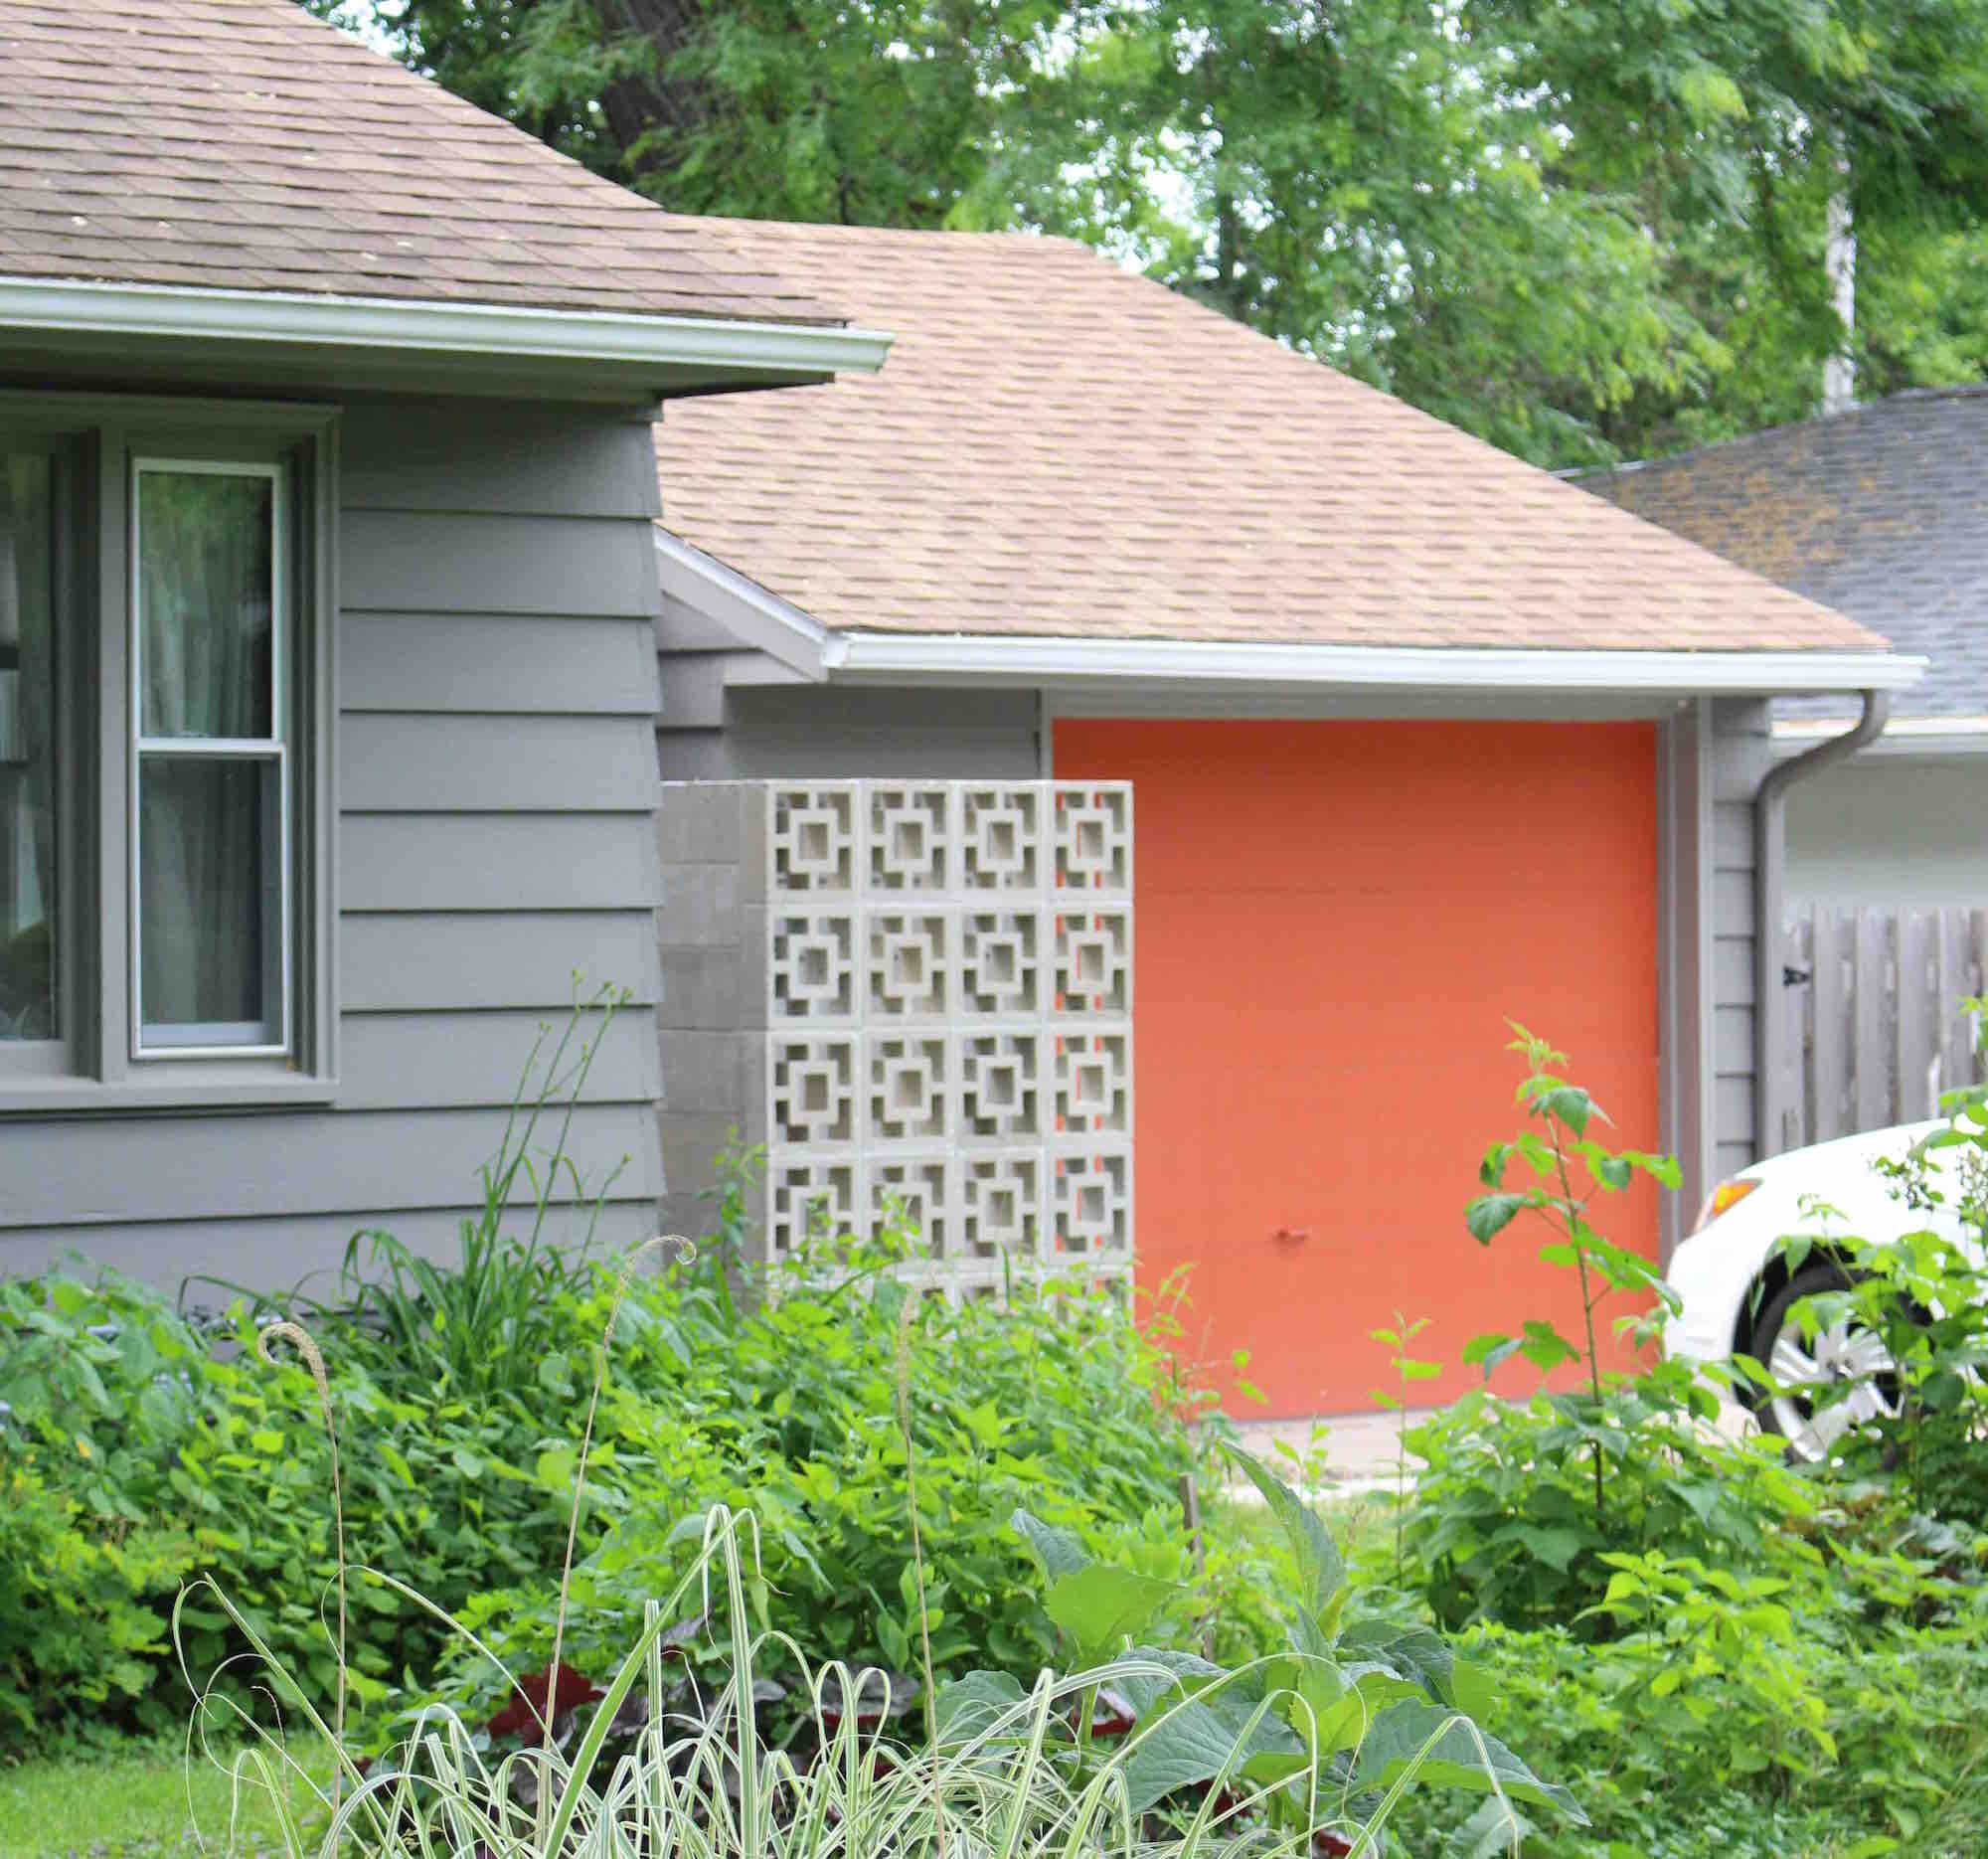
[173,1257,1579,1859]
[180,1506,1560,1859]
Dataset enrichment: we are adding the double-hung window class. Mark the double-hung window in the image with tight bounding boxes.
[0,399,335,1107]
[133,461,290,1056]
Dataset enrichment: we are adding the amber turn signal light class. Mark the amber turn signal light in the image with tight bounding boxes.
[1693,1176,1759,1233]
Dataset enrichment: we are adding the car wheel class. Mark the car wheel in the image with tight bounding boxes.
[1747,1261,1900,1463]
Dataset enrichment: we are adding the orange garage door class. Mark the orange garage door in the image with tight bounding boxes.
[1054,719,1661,1417]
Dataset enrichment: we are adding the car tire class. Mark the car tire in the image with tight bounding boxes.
[1747,1260,1899,1462]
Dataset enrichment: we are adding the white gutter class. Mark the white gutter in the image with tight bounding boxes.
[654,531,832,679]
[1773,713,1988,758]
[0,277,893,376]
[823,632,1927,695]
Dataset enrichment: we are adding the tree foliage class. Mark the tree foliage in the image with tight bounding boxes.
[327,0,1988,465]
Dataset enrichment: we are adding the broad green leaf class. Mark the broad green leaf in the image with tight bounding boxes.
[1462,1332,1514,1367]
[1513,1525,1586,1572]
[1518,1321,1579,1375]
[1121,1698,1255,1812]
[1045,1564,1182,1663]
[1338,1620,1457,1705]
[1222,1445,1344,1618]
[1010,1508,1089,1582]
[1442,1795,1538,1859]
[1466,1194,1528,1244]
[1587,1151,1633,1191]
[1350,1701,1585,1820]
[1537,1086,1596,1134]
[933,1669,1025,1741]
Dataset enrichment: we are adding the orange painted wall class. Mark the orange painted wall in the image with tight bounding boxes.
[1053,719,1662,1417]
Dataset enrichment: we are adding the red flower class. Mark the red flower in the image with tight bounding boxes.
[487,1662,604,1741]
[1312,1830,1354,1857]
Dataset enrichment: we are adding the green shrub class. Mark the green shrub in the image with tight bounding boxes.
[1397,1027,1820,1633]
[1376,1535,1988,1858]
[431,1234,1196,1733]
[0,1265,603,1741]
[0,1174,1198,1749]
[179,1489,1572,1859]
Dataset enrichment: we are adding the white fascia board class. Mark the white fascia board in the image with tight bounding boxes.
[653,530,832,680]
[823,632,1928,695]
[0,277,892,377]
[1774,713,1988,759]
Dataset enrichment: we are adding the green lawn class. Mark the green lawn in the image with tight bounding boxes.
[0,1745,329,1858]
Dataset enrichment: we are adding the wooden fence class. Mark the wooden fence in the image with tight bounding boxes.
[1774,907,1988,1153]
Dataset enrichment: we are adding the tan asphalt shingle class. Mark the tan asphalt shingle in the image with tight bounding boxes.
[0,0,838,324]
[657,222,1888,651]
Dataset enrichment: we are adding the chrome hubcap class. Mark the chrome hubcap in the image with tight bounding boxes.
[1767,1318,1898,1460]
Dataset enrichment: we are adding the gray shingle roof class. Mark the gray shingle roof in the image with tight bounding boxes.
[0,0,840,325]
[1583,388,1988,721]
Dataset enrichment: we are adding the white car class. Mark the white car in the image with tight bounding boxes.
[1666,1120,1974,1457]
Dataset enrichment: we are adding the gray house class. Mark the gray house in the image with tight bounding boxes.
[0,0,882,1287]
[1584,391,1988,909]
[643,220,1920,1417]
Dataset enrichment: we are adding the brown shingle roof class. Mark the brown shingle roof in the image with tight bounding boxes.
[0,0,837,324]
[657,222,1888,650]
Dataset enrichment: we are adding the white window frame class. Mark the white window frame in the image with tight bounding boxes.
[0,392,338,1114]
[129,457,292,1061]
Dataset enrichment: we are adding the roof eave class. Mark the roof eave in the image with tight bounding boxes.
[0,276,893,391]
[652,529,1922,698]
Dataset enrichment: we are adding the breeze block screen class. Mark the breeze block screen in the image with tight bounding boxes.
[657,780,1134,1293]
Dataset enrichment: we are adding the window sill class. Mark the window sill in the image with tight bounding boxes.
[0,1070,338,1116]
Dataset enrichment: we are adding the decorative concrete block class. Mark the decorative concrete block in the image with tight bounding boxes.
[867,910,950,1019]
[961,909,1042,1017]
[1049,1148,1132,1260]
[960,1031,1042,1142]
[1052,907,1130,1017]
[868,1032,949,1143]
[659,780,1133,1286]
[959,1151,1041,1259]
[869,785,951,893]
[871,1154,951,1255]
[771,783,861,896]
[769,1036,859,1146]
[961,786,1045,892]
[770,911,859,1022]
[1053,785,1132,894]
[769,1158,861,1258]
[1052,1029,1131,1140]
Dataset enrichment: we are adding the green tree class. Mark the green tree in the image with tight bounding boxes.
[328,0,1988,465]
[331,0,1063,225]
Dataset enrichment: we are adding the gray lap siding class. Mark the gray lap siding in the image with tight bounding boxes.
[0,395,666,1285]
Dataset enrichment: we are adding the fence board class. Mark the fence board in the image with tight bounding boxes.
[1897,913,1938,1123]
[1776,905,1987,1155]
[1810,911,1849,1143]
[1854,911,1890,1132]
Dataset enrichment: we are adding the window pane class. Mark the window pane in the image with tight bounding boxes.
[0,449,58,1042]
[139,757,281,1047]
[139,470,274,739]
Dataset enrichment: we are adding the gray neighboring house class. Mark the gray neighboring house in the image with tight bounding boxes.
[0,0,883,1286]
[1584,390,1988,909]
